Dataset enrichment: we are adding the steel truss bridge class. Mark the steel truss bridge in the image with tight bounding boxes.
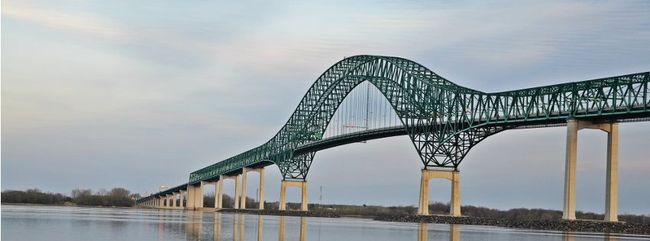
[138,55,649,221]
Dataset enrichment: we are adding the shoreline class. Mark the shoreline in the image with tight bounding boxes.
[218,209,650,235]
[374,214,650,236]
[5,204,649,235]
[1,202,137,209]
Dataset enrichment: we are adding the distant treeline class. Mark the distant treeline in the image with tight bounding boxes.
[2,188,140,207]
[1,189,71,205]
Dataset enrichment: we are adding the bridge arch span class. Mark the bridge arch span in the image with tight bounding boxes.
[189,55,649,183]
[268,56,493,180]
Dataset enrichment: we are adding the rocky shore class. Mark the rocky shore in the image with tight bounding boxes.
[374,215,650,235]
[218,209,650,235]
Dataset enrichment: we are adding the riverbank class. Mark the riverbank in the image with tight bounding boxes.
[2,202,140,209]
[374,214,650,235]
[217,208,650,235]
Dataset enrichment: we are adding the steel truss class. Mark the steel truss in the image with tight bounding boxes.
[188,55,649,183]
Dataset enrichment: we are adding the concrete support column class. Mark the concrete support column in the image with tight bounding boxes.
[172,193,177,208]
[563,119,619,221]
[279,180,308,211]
[241,168,249,209]
[195,182,204,209]
[240,167,266,210]
[279,181,287,211]
[219,175,244,209]
[418,171,430,215]
[213,180,219,209]
[179,190,185,208]
[450,171,461,217]
[563,119,578,220]
[605,123,619,222]
[418,169,461,216]
[186,183,203,210]
[234,175,241,209]
[258,168,265,210]
[187,185,196,209]
[216,179,224,209]
[301,181,308,211]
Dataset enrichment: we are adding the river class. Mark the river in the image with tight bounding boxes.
[2,205,647,241]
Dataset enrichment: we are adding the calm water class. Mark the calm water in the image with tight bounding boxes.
[2,205,647,241]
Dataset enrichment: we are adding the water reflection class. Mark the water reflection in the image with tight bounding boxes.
[186,211,203,241]
[207,213,627,241]
[214,213,222,241]
[277,216,308,241]
[3,205,641,241]
[418,223,460,241]
[258,215,264,241]
[563,233,620,241]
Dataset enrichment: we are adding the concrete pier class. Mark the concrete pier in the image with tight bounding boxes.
[240,167,266,210]
[195,182,204,209]
[179,190,185,208]
[241,169,248,209]
[418,168,461,216]
[605,123,619,222]
[563,119,619,221]
[219,174,242,209]
[187,186,194,209]
[279,179,308,211]
[215,179,223,209]
[186,182,204,210]
[563,119,578,220]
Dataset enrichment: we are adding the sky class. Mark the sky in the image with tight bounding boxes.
[2,0,649,214]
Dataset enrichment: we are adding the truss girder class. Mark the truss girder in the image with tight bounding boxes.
[188,55,650,183]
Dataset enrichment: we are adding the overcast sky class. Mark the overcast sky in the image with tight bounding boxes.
[2,0,649,214]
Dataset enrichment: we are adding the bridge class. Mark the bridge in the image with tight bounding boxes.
[137,55,649,222]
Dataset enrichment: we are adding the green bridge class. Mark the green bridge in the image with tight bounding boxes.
[137,55,649,222]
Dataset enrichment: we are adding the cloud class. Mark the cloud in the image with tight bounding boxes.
[2,1,126,39]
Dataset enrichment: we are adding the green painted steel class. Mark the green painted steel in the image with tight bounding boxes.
[186,55,649,184]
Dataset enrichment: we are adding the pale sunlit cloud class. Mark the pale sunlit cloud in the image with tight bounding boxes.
[2,2,127,39]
